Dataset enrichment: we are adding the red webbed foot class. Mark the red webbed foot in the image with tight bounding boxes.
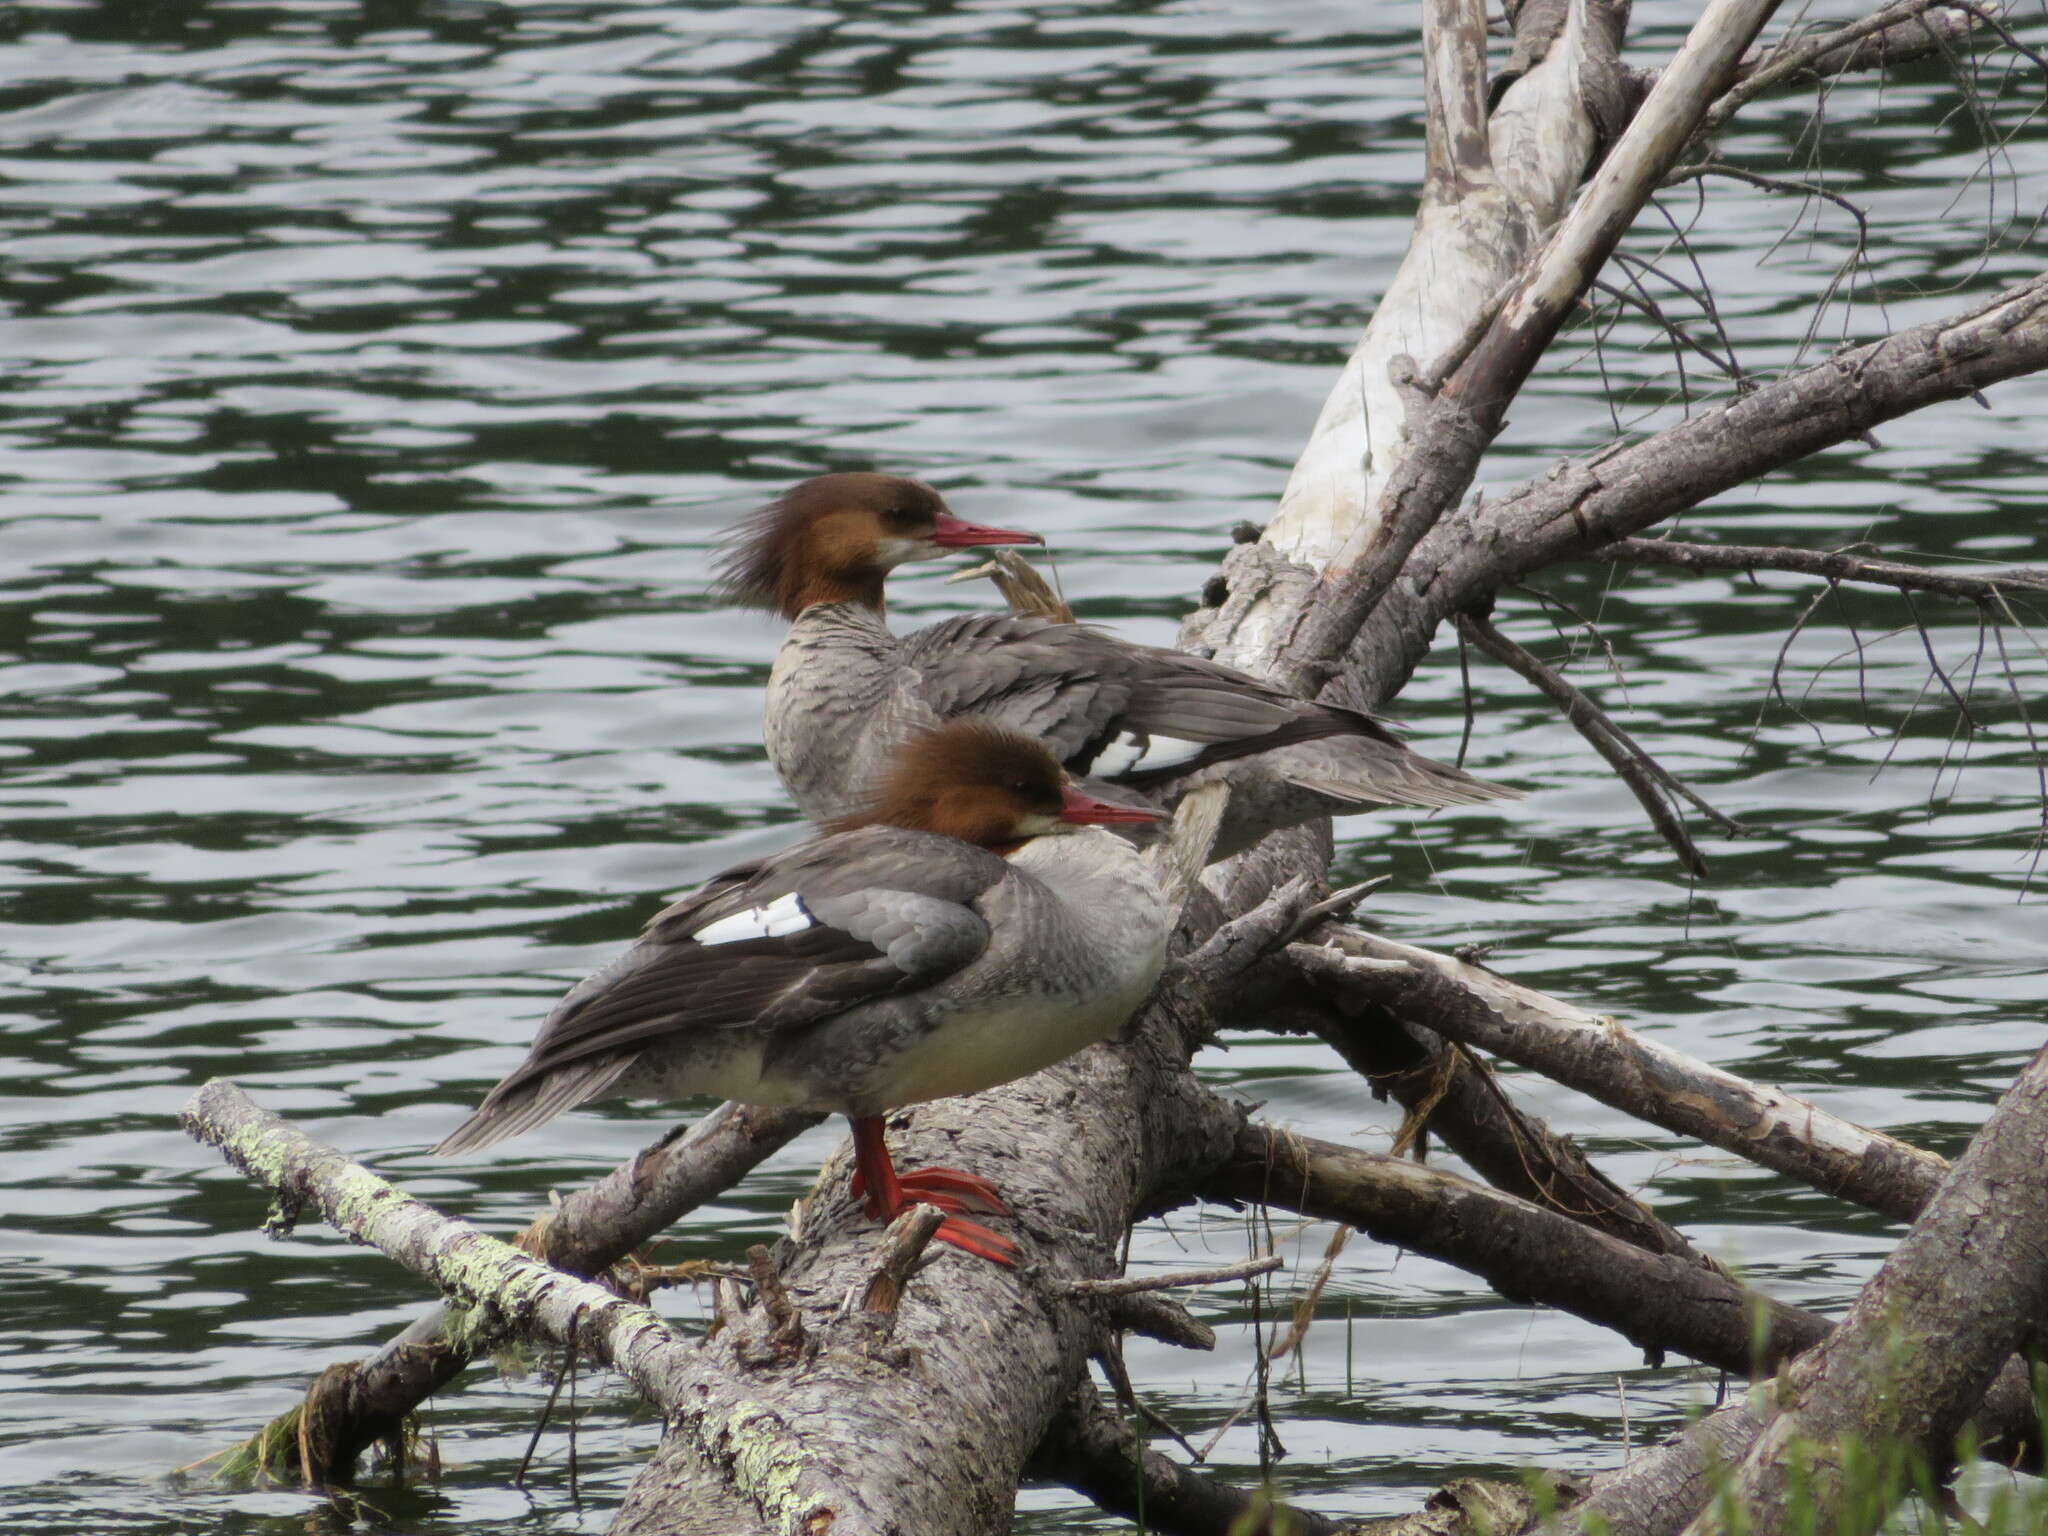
[851,1162,1009,1218]
[927,1214,1018,1265]
[846,1116,1017,1264]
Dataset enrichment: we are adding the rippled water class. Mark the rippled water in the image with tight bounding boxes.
[3,1,2045,1531]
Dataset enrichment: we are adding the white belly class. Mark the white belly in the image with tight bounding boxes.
[858,976,1154,1110]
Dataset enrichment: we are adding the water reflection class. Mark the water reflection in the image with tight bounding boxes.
[1,0,2044,1530]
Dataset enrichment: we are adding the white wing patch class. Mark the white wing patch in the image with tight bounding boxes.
[1091,730,1207,778]
[693,892,816,945]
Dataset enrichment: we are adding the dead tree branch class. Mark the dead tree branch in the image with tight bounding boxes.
[1030,1378,1347,1536]
[1709,0,1996,134]
[228,1099,819,1483]
[1689,1042,2048,1536]
[1208,1120,1828,1375]
[1571,1050,2048,1536]
[1343,275,2048,707]
[1275,0,1784,700]
[1454,608,1734,875]
[1290,932,1951,1224]
[1285,981,1730,1271]
[1600,536,2048,600]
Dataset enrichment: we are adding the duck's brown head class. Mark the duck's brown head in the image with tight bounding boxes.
[837,720,1165,848]
[714,472,1041,618]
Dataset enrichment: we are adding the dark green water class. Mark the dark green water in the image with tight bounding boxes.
[2,1,2044,1530]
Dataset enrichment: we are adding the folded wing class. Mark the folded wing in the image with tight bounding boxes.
[434,829,1001,1154]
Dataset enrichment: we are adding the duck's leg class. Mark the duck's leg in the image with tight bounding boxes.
[847,1115,1016,1265]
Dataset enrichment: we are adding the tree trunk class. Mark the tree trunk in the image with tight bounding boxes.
[1685,1042,2048,1536]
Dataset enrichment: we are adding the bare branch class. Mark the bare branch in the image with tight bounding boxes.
[1055,1253,1284,1297]
[1290,934,1950,1223]
[1343,275,2048,710]
[1276,0,1784,698]
[1456,608,1731,874]
[225,1098,819,1483]
[1209,1120,1829,1375]
[1296,974,1729,1269]
[1602,535,2048,600]
[1709,1,1995,135]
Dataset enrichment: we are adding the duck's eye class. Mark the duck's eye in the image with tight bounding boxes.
[881,504,925,532]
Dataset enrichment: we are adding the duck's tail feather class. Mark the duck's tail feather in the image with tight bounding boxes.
[1277,736,1522,810]
[431,1054,638,1157]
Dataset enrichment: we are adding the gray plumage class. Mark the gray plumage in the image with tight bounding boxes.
[434,823,1170,1156]
[765,602,1518,861]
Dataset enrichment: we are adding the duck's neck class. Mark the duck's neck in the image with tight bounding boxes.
[783,572,884,618]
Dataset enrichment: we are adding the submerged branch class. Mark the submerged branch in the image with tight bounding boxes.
[1030,1378,1347,1536]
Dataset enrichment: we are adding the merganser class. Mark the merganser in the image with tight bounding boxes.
[721,473,1519,861]
[434,720,1187,1265]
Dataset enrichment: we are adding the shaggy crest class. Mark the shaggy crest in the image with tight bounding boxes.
[713,472,951,617]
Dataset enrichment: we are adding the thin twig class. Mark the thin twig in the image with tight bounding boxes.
[1708,0,1989,134]
[1603,536,2048,601]
[1988,600,2048,896]
[1457,610,1738,875]
[1056,1253,1284,1297]
[1267,1225,1353,1363]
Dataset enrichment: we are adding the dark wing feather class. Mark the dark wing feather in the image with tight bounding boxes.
[901,612,1383,784]
[434,828,1001,1153]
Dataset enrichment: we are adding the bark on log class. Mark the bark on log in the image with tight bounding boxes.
[608,929,1258,1534]
[236,1099,820,1483]
[1686,1042,2048,1536]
